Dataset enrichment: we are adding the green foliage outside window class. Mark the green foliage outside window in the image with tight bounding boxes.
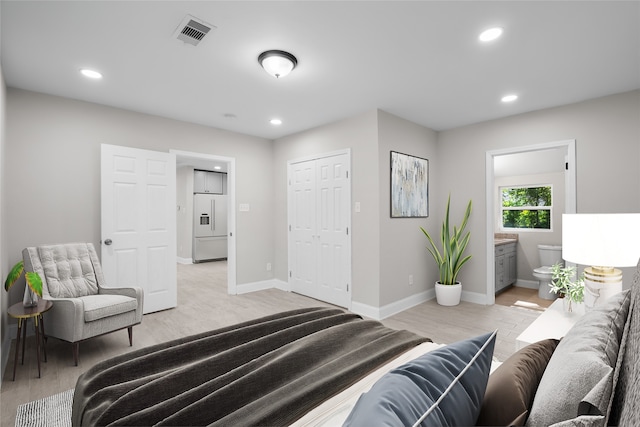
[501,186,552,229]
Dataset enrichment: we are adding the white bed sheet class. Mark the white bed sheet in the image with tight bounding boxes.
[291,342,444,427]
[291,341,503,427]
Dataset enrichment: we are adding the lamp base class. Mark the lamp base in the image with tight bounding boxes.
[583,266,622,309]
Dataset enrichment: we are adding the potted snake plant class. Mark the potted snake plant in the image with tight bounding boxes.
[420,195,473,306]
[4,260,43,307]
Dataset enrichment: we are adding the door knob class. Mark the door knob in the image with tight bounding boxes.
[104,239,113,246]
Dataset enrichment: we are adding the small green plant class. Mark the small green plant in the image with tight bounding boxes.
[4,260,43,297]
[549,263,584,310]
[420,195,473,286]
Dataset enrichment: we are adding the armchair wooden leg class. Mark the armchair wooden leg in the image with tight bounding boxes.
[73,342,79,366]
[128,327,133,346]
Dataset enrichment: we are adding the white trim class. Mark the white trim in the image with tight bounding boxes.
[170,149,237,295]
[461,290,489,305]
[176,257,193,265]
[236,279,288,295]
[486,140,577,306]
[515,279,539,289]
[351,289,435,321]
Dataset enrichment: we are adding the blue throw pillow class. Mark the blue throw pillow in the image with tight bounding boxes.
[343,331,496,427]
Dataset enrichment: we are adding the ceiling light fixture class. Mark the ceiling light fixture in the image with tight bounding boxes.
[270,118,283,125]
[258,50,297,78]
[501,94,518,103]
[80,68,103,79]
[479,27,503,42]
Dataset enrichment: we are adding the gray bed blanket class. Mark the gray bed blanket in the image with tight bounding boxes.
[72,307,429,426]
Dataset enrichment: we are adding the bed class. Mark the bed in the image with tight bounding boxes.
[72,259,640,426]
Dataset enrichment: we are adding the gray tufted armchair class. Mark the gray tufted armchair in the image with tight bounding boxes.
[22,242,143,365]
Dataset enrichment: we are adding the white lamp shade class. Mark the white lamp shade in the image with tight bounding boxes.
[562,213,640,267]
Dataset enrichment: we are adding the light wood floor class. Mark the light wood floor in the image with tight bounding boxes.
[495,286,554,311]
[1,262,541,426]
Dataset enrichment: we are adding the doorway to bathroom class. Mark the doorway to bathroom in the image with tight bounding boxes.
[485,140,577,305]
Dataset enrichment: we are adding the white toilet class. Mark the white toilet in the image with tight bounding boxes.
[533,244,563,300]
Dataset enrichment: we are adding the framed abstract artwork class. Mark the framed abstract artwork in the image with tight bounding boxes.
[390,151,429,218]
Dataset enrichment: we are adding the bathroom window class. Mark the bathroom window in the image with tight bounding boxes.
[501,185,552,230]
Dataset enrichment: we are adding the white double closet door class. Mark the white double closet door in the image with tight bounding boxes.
[288,151,351,308]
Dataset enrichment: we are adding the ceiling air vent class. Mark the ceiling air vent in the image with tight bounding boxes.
[174,15,215,46]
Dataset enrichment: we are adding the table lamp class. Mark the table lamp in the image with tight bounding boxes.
[562,213,640,308]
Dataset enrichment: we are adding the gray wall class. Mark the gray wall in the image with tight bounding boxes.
[4,88,275,310]
[273,110,382,307]
[273,110,439,310]
[378,111,438,306]
[1,84,638,371]
[438,90,640,294]
[0,49,8,382]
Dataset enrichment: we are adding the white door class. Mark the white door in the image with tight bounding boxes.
[289,151,351,308]
[290,161,317,299]
[101,144,177,314]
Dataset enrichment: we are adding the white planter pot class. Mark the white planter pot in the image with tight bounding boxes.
[435,282,462,306]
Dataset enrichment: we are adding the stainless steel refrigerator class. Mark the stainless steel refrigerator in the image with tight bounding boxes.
[193,194,228,262]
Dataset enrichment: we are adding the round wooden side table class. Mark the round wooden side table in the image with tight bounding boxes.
[8,299,53,380]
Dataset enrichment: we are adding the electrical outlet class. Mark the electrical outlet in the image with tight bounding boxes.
[409,274,414,286]
[266,262,272,271]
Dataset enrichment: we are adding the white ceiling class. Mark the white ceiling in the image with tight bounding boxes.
[1,1,638,140]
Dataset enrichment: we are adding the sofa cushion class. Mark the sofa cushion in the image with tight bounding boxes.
[37,244,99,298]
[476,338,559,426]
[344,331,496,427]
[526,290,631,426]
[81,295,138,322]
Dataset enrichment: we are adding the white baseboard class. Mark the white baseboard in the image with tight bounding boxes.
[236,279,288,295]
[461,290,490,305]
[176,257,193,264]
[515,279,539,289]
[351,289,435,321]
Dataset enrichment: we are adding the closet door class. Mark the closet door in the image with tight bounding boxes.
[316,154,350,307]
[290,161,317,299]
[288,151,351,308]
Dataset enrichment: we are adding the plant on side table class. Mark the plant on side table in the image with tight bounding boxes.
[549,263,584,313]
[420,195,473,306]
[4,260,43,307]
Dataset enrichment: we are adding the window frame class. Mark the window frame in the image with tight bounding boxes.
[499,184,554,232]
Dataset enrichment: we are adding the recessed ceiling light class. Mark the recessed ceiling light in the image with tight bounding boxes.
[270,118,282,125]
[479,27,503,42]
[80,68,103,79]
[213,166,222,170]
[501,94,518,103]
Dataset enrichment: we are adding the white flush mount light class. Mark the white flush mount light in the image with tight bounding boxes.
[258,50,297,78]
[80,68,103,79]
[270,118,283,125]
[479,27,503,42]
[213,166,222,170]
[501,94,518,103]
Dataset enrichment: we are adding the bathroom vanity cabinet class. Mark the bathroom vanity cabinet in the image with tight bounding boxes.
[495,241,517,292]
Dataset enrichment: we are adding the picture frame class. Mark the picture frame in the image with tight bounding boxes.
[390,151,429,218]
